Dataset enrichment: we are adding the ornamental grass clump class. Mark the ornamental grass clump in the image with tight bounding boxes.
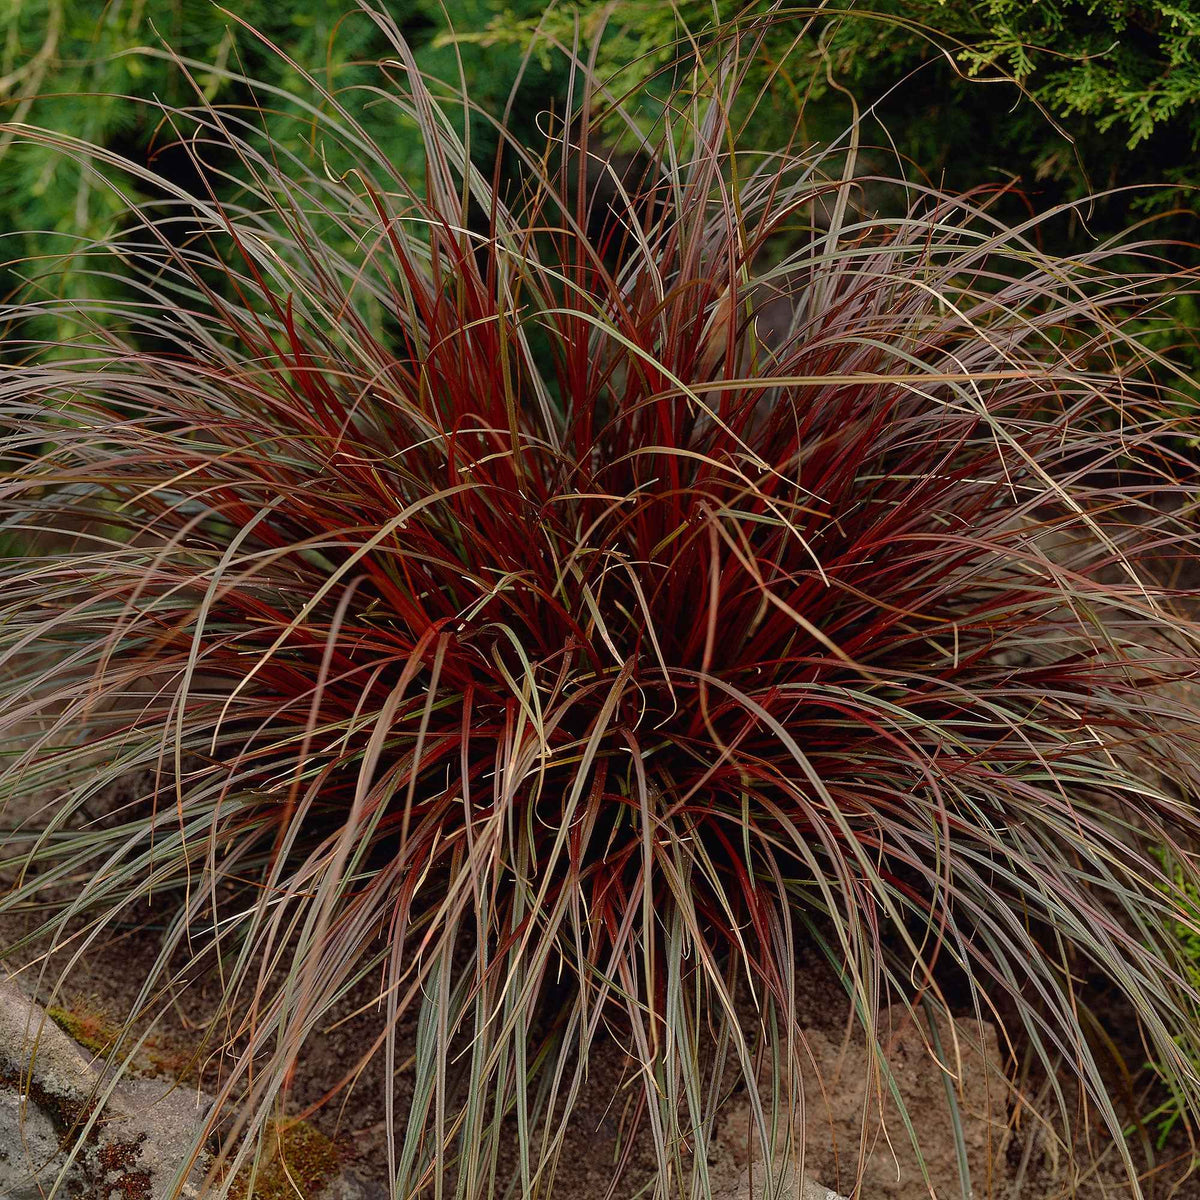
[2,9,1200,1198]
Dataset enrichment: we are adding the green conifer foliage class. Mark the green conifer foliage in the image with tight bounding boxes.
[470,0,1199,200]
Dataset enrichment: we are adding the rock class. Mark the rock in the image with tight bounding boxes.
[0,1084,91,1198]
[713,1005,1007,1200]
[716,1159,848,1200]
[316,1169,383,1199]
[313,1169,369,1199]
[0,974,213,1198]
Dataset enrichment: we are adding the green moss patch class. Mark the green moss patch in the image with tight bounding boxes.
[46,1002,120,1058]
[229,1120,342,1200]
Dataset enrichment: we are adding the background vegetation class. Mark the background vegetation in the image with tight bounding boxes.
[0,0,564,324]
[490,1,1200,198]
[6,1,1198,239]
[5,0,1198,298]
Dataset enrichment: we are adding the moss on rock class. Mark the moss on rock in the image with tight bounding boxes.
[229,1120,342,1200]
